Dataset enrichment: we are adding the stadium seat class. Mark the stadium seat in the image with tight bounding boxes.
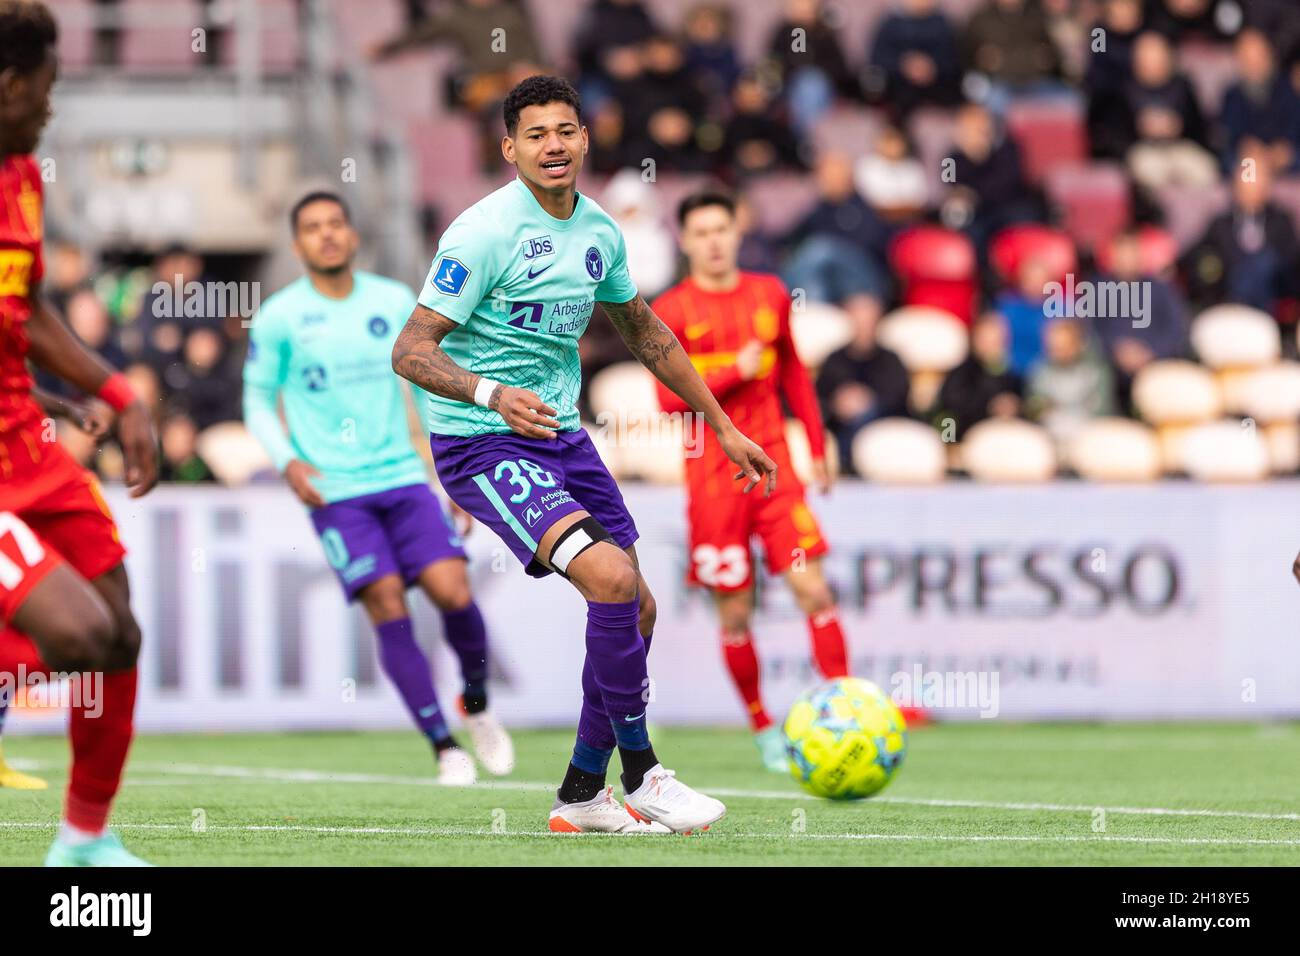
[811,106,885,162]
[1067,418,1161,482]
[1005,96,1088,186]
[408,116,482,204]
[960,419,1057,482]
[784,419,839,486]
[195,422,271,486]
[218,0,300,75]
[1179,40,1241,118]
[45,0,95,75]
[1095,225,1179,277]
[1190,305,1281,369]
[1263,422,1300,474]
[1153,181,1229,251]
[614,423,686,484]
[587,362,684,483]
[788,301,853,368]
[876,306,968,413]
[988,223,1076,286]
[328,0,405,70]
[367,49,458,129]
[888,226,977,324]
[588,361,660,423]
[119,0,203,74]
[1043,161,1131,253]
[876,306,968,372]
[906,106,959,203]
[1234,362,1300,424]
[1132,359,1223,425]
[1179,421,1270,482]
[742,172,820,237]
[850,418,947,484]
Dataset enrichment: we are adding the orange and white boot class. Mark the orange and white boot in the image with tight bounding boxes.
[549,786,670,834]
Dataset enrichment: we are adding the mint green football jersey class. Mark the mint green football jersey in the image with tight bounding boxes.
[242,271,430,503]
[417,177,638,437]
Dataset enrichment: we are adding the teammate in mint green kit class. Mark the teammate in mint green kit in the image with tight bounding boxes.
[393,76,778,834]
[243,191,513,786]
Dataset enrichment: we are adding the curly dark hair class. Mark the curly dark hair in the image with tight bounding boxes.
[502,74,582,135]
[0,0,57,75]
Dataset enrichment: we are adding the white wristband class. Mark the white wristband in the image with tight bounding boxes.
[473,377,501,408]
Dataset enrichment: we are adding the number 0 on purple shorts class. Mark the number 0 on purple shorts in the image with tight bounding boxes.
[429,429,638,577]
[309,483,466,601]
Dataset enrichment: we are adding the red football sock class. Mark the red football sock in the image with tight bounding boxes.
[721,631,771,731]
[66,668,137,833]
[808,607,849,679]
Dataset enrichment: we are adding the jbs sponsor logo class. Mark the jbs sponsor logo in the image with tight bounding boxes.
[521,235,553,260]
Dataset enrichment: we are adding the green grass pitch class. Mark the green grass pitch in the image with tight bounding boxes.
[2,722,1298,865]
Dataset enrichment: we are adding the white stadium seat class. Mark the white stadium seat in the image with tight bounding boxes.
[960,419,1057,483]
[1179,421,1270,482]
[1263,422,1300,474]
[784,419,840,486]
[1067,418,1161,482]
[1190,304,1280,370]
[789,302,854,368]
[196,422,272,486]
[875,306,969,372]
[1132,359,1222,425]
[614,420,686,484]
[588,361,659,421]
[1235,362,1300,425]
[851,418,947,484]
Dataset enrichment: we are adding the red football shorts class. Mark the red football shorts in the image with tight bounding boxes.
[685,473,828,592]
[0,442,125,625]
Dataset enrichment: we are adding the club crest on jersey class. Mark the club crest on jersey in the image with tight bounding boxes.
[368,315,390,337]
[521,235,553,260]
[302,364,328,391]
[585,246,604,281]
[431,256,470,297]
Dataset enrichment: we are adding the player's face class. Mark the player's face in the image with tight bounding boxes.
[680,205,741,279]
[292,200,358,275]
[504,102,587,193]
[0,48,57,156]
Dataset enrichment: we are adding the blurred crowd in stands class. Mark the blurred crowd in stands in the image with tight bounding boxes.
[47,0,1300,483]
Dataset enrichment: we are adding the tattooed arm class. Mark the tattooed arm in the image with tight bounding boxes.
[601,294,777,494]
[392,304,562,440]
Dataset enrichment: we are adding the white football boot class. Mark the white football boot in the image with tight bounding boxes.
[623,764,726,834]
[436,746,477,786]
[548,786,671,834]
[463,711,515,776]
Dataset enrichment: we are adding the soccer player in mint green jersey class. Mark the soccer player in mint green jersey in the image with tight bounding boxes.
[243,191,513,786]
[393,76,778,834]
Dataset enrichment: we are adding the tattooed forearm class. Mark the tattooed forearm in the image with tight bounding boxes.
[602,295,682,374]
[392,305,481,405]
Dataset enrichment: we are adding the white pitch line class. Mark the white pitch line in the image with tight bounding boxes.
[11,759,1300,824]
[133,762,1300,823]
[0,819,1295,847]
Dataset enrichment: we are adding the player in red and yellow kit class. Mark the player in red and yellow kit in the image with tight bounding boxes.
[652,191,850,771]
[0,0,159,865]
